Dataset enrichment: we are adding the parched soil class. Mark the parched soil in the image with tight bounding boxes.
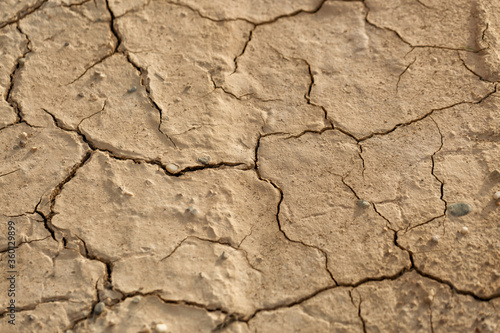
[0,0,499,332]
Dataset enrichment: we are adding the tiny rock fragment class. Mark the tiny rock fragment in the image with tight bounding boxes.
[460,226,469,235]
[431,235,439,243]
[220,251,229,260]
[31,147,38,152]
[155,323,167,333]
[64,42,69,47]
[132,296,141,303]
[28,314,35,320]
[448,202,472,217]
[186,206,197,215]
[19,140,27,147]
[357,199,370,208]
[20,132,28,139]
[127,86,137,93]
[493,191,500,200]
[122,188,134,196]
[95,71,106,78]
[77,92,84,98]
[165,163,179,173]
[94,302,105,315]
[197,155,210,165]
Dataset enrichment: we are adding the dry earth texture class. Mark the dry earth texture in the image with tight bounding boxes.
[0,0,499,332]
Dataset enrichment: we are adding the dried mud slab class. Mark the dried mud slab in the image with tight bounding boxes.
[242,288,363,333]
[355,271,500,333]
[0,214,49,251]
[460,0,500,82]
[258,130,410,285]
[241,1,493,139]
[0,25,26,128]
[168,0,324,23]
[399,95,500,299]
[74,295,225,333]
[11,0,116,128]
[0,123,88,216]
[113,0,326,168]
[0,238,105,332]
[346,118,444,231]
[0,302,75,333]
[365,0,480,49]
[53,151,332,315]
[0,0,42,28]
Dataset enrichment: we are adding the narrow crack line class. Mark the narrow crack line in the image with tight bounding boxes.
[429,301,435,333]
[192,235,263,273]
[429,116,447,215]
[415,0,433,10]
[6,24,33,125]
[232,27,255,74]
[0,236,50,254]
[122,52,178,148]
[159,237,191,262]
[164,0,328,27]
[61,0,93,8]
[357,86,498,142]
[38,150,93,242]
[457,50,498,83]
[412,266,500,301]
[77,100,107,128]
[159,235,263,274]
[356,294,368,333]
[0,0,48,29]
[177,162,249,174]
[396,57,417,92]
[0,168,20,178]
[282,126,335,140]
[362,0,412,48]
[358,144,366,178]
[481,23,489,43]
[209,73,282,102]
[64,51,117,86]
[243,284,337,322]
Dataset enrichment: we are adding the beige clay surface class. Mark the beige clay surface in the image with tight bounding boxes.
[0,0,499,332]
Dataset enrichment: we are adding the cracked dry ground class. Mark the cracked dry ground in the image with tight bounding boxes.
[1,0,500,332]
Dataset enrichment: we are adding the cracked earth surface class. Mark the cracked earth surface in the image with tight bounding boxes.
[0,0,499,332]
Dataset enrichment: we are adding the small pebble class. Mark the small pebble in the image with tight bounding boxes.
[132,296,141,304]
[166,163,179,173]
[197,155,210,165]
[31,147,38,152]
[77,92,84,98]
[20,132,28,139]
[431,235,439,243]
[493,191,500,200]
[28,314,35,320]
[448,202,471,217]
[64,42,70,47]
[94,302,105,315]
[18,58,25,65]
[127,86,137,93]
[155,323,167,333]
[66,331,74,333]
[19,140,26,147]
[357,199,370,208]
[460,226,469,235]
[220,251,229,260]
